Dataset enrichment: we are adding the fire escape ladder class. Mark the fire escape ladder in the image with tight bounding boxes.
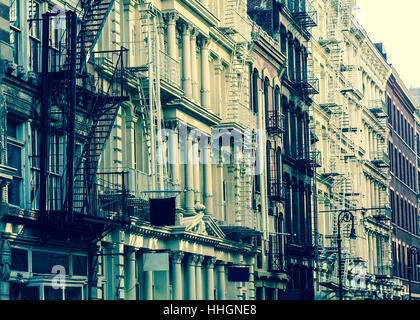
[73,49,128,216]
[77,0,116,74]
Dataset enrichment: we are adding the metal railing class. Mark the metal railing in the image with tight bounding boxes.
[294,77,320,96]
[268,234,287,272]
[368,99,387,118]
[370,150,390,167]
[221,6,252,43]
[266,111,285,135]
[291,0,318,29]
[159,50,181,88]
[374,265,392,278]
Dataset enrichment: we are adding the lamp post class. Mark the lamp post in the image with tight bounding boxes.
[337,209,357,301]
[408,246,417,300]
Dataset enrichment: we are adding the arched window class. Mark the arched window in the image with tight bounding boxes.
[252,69,259,113]
[274,86,280,126]
[264,77,271,112]
[267,141,278,199]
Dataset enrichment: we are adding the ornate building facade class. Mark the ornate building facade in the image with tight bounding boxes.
[310,0,395,300]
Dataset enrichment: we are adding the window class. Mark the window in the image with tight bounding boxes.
[11,248,28,272]
[30,127,40,210]
[10,0,21,64]
[252,69,259,113]
[48,133,64,211]
[28,0,41,72]
[72,255,88,276]
[32,251,70,274]
[7,119,23,206]
[387,96,392,125]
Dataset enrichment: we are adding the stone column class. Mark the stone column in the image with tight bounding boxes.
[216,262,226,300]
[187,254,198,300]
[185,130,195,214]
[126,247,137,300]
[214,62,223,116]
[144,270,153,300]
[0,240,11,300]
[193,137,201,205]
[200,37,210,109]
[171,251,184,300]
[167,120,181,209]
[190,28,199,103]
[203,137,214,215]
[195,255,204,299]
[206,257,216,300]
[125,113,137,169]
[165,12,178,59]
[114,231,125,300]
[181,22,192,97]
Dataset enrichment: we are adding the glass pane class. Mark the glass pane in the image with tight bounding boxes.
[9,0,19,28]
[44,286,63,300]
[10,29,19,64]
[65,287,82,300]
[72,255,87,276]
[8,177,20,206]
[32,251,69,274]
[7,120,17,138]
[7,143,21,174]
[11,248,28,272]
[22,286,40,300]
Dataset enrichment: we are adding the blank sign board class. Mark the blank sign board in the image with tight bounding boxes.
[143,252,170,271]
[149,197,176,226]
[227,266,250,282]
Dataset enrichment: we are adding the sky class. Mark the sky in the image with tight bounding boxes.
[355,0,420,89]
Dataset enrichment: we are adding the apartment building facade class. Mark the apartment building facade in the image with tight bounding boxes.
[248,0,320,300]
[387,68,420,299]
[310,0,394,300]
[0,0,305,301]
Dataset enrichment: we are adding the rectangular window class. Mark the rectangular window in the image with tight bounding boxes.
[11,248,28,272]
[32,251,70,274]
[10,0,21,64]
[28,0,41,72]
[7,119,23,207]
[72,255,88,276]
[30,127,40,210]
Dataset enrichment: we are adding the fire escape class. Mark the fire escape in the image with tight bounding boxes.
[35,1,129,242]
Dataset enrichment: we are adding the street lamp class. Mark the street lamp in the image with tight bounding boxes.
[408,246,418,300]
[337,209,357,301]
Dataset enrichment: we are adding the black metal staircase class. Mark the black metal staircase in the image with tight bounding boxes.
[77,0,116,74]
[73,48,129,218]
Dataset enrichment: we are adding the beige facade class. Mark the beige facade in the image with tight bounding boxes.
[0,0,290,300]
[311,0,394,299]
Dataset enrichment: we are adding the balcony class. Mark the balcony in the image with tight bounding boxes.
[134,46,181,90]
[297,150,322,168]
[374,265,392,279]
[368,99,387,119]
[294,77,319,96]
[291,0,318,29]
[91,169,178,222]
[220,5,252,43]
[266,111,285,135]
[372,208,392,221]
[370,150,390,168]
[268,234,287,273]
[219,208,261,235]
[267,179,287,202]
[226,102,258,129]
[159,50,181,89]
